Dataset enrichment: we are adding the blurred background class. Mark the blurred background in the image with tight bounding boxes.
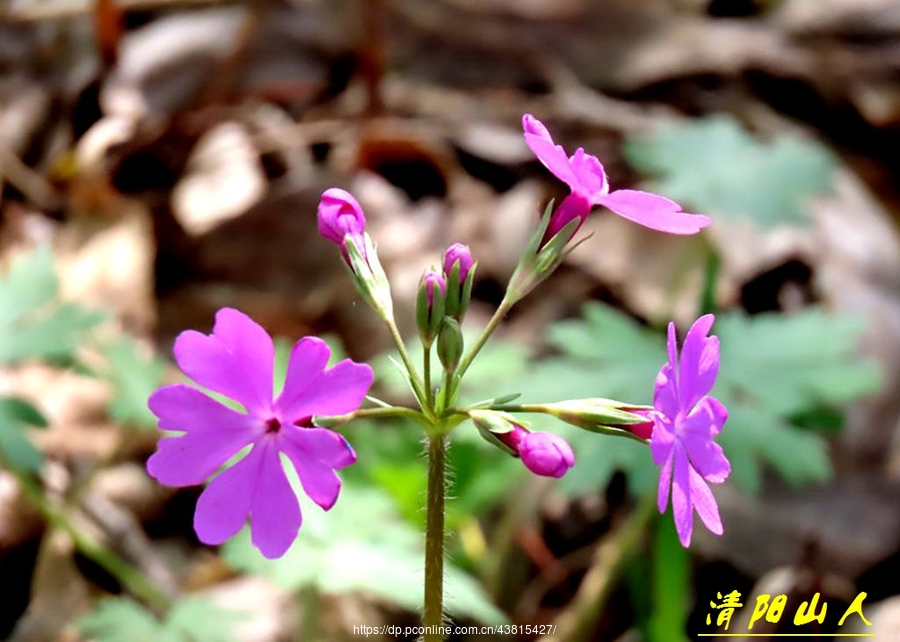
[1,0,900,640]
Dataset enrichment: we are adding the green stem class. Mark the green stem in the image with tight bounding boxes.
[319,406,430,427]
[423,434,447,641]
[483,405,649,444]
[6,462,170,612]
[699,244,721,317]
[386,318,429,412]
[424,344,434,410]
[440,367,454,415]
[297,585,320,642]
[455,296,513,381]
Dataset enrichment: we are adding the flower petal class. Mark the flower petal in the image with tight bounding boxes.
[657,449,674,515]
[148,384,259,435]
[568,148,607,196]
[193,445,264,545]
[653,363,680,422]
[703,397,729,437]
[274,337,331,414]
[681,397,731,483]
[689,465,723,536]
[146,385,260,486]
[670,445,694,547]
[522,114,578,188]
[174,308,275,415]
[147,431,255,487]
[594,190,712,235]
[279,428,355,510]
[282,427,357,469]
[649,412,675,466]
[678,315,719,409]
[666,322,679,383]
[250,441,302,559]
[280,359,373,421]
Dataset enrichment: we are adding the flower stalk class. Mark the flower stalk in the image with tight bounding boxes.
[423,434,447,641]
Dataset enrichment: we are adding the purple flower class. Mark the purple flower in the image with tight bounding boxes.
[146,308,373,559]
[422,270,446,306]
[522,114,712,243]
[648,314,730,547]
[442,243,474,282]
[498,425,576,478]
[317,188,367,256]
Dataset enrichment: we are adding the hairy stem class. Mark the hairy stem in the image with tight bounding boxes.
[423,434,447,640]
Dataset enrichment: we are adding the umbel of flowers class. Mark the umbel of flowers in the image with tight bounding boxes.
[145,114,729,637]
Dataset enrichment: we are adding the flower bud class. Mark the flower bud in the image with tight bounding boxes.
[423,270,446,306]
[442,243,473,282]
[318,188,394,322]
[537,399,653,441]
[518,431,576,478]
[470,410,575,478]
[437,317,464,373]
[442,243,475,321]
[317,188,366,253]
[416,269,446,347]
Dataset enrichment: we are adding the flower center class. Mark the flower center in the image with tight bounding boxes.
[265,417,282,433]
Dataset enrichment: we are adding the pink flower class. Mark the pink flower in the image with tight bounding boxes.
[146,308,373,559]
[442,243,474,283]
[498,424,576,478]
[317,188,367,258]
[522,114,712,243]
[648,315,730,547]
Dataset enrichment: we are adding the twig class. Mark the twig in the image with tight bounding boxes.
[0,144,63,212]
[538,493,655,642]
[1,0,239,24]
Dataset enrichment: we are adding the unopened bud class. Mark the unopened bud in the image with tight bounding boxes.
[416,269,446,347]
[437,317,464,373]
[442,243,475,321]
[317,188,367,259]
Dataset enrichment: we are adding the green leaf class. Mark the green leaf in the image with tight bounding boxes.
[77,597,242,642]
[101,339,165,430]
[716,310,881,415]
[222,485,507,625]
[624,115,836,227]
[165,597,245,642]
[77,598,162,642]
[0,247,104,365]
[0,397,47,473]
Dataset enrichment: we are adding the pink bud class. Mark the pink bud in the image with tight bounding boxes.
[423,270,446,306]
[442,243,474,282]
[317,188,366,246]
[624,409,654,440]
[497,425,575,478]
